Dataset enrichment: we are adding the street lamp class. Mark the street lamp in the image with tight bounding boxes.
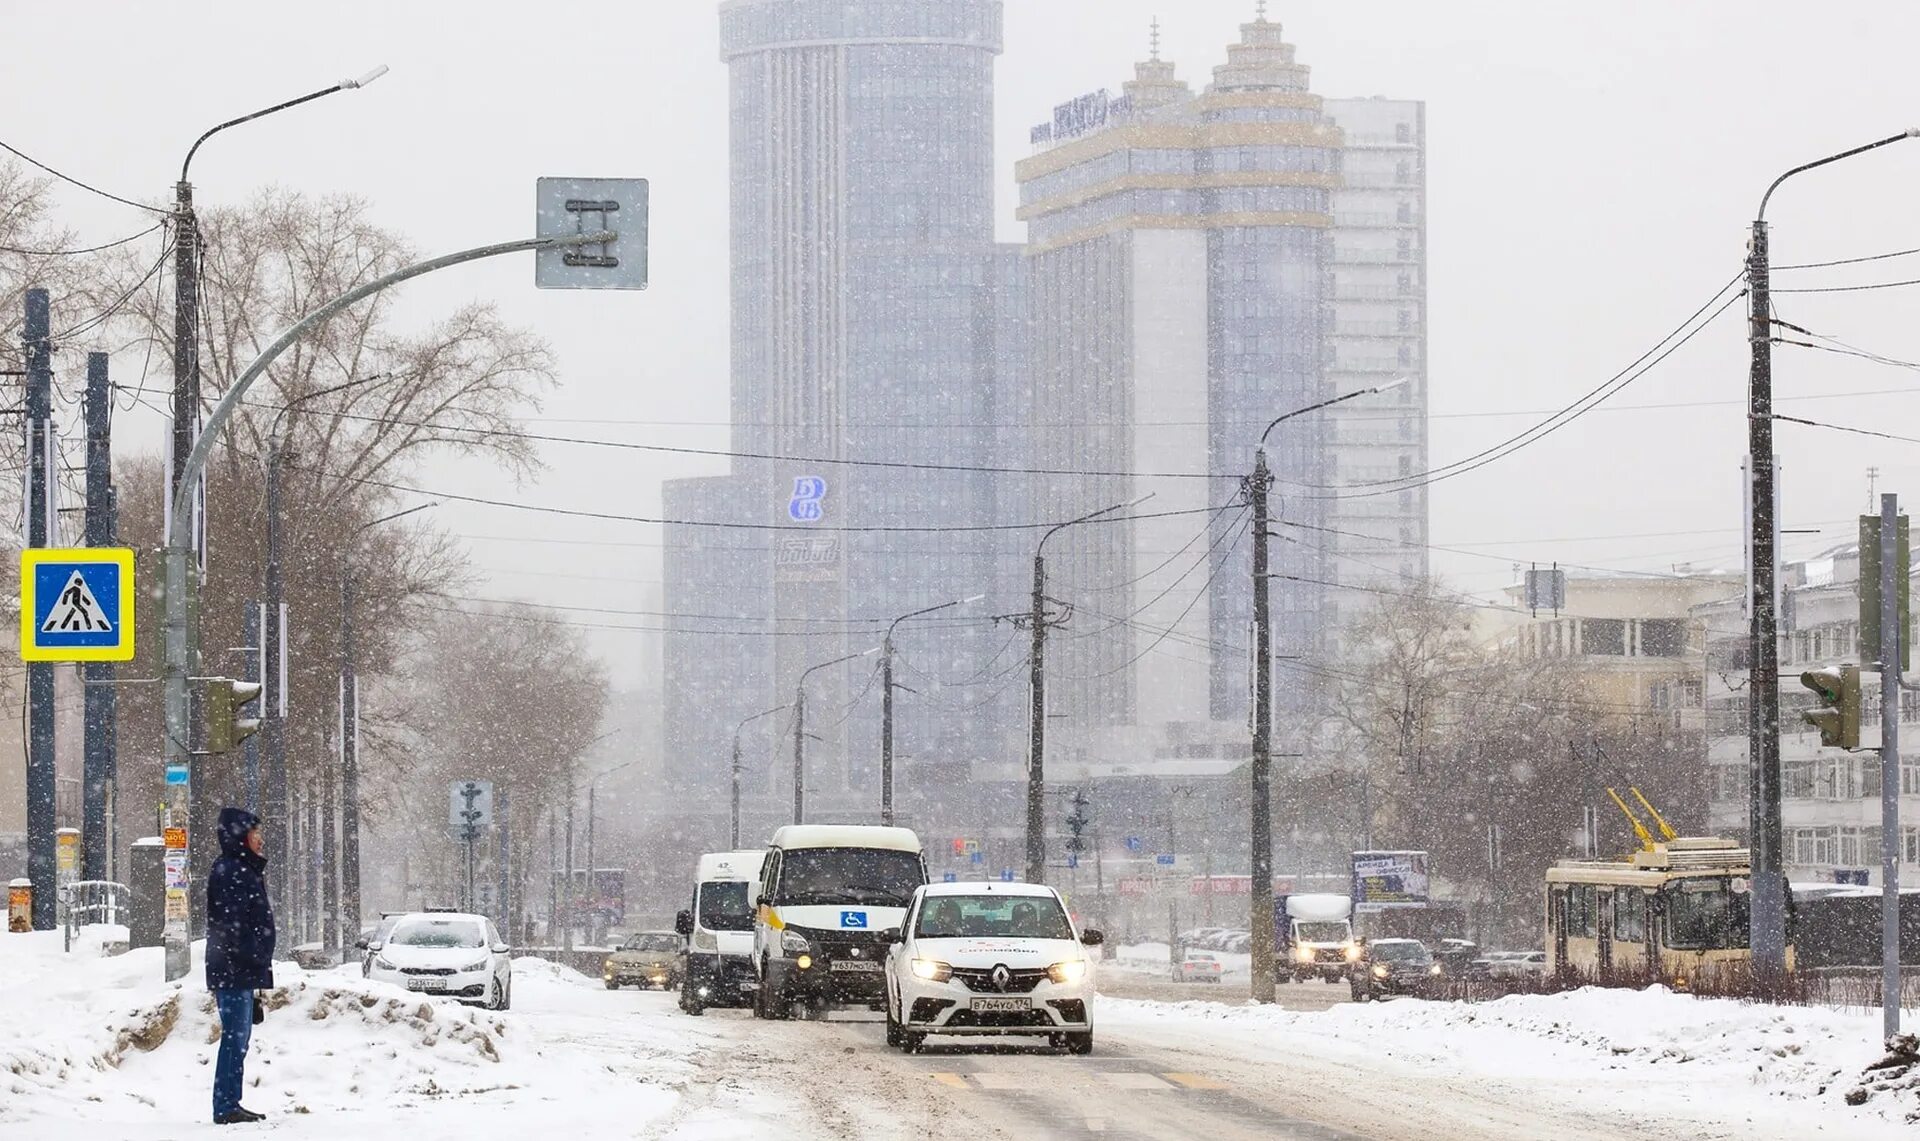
[793,648,881,824]
[171,66,389,530]
[1245,376,1408,1004]
[881,594,985,827]
[732,705,791,847]
[1026,497,1148,886]
[1744,127,1920,978]
[335,500,435,953]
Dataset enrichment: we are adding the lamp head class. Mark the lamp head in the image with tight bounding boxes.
[343,65,390,89]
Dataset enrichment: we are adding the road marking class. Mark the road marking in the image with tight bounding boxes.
[930,1072,970,1089]
[972,1071,1051,1091]
[1162,1072,1230,1090]
[1099,1072,1176,1090]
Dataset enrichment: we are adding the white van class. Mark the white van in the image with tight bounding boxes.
[674,849,766,1015]
[752,825,927,1019]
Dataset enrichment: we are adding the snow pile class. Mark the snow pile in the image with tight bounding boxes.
[1109,984,1919,1131]
[0,931,692,1137]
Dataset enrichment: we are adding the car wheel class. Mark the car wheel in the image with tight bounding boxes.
[902,1030,926,1054]
[500,978,512,1011]
[683,982,705,1017]
[605,979,619,990]
[885,997,904,1047]
[486,981,502,1011]
[1065,1032,1093,1056]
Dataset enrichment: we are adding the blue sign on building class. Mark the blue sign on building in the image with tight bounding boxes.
[788,476,828,523]
[1124,836,1143,853]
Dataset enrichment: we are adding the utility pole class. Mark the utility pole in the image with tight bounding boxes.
[563,769,575,953]
[1874,493,1902,1040]
[1247,449,1275,1001]
[1247,378,1408,1004]
[1745,128,1919,977]
[263,438,288,915]
[586,784,596,944]
[547,810,557,945]
[497,785,511,941]
[242,604,262,811]
[23,289,55,929]
[339,566,359,950]
[82,351,117,883]
[1026,504,1135,886]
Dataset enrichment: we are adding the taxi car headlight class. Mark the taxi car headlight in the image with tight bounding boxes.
[1372,964,1389,979]
[910,958,953,982]
[1343,943,1361,961]
[1047,960,1087,986]
[780,930,811,956]
[1428,964,1442,976]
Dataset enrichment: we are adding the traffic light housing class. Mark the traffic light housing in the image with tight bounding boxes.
[1799,664,1861,750]
[205,677,264,754]
[1064,789,1090,855]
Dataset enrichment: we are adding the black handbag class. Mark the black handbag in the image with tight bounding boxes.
[252,993,265,1025]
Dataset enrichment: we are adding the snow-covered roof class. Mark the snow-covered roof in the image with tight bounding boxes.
[917,880,1059,899]
[767,824,921,853]
[695,850,765,881]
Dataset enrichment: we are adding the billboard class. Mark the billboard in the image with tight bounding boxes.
[555,868,626,925]
[1350,850,1430,910]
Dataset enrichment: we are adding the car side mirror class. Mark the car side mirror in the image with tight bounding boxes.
[756,894,772,908]
[491,943,509,954]
[354,937,369,951]
[877,928,902,945]
[1080,929,1105,946]
[367,942,383,953]
[674,909,694,936]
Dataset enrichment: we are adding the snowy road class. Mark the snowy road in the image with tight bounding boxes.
[4,935,1913,1139]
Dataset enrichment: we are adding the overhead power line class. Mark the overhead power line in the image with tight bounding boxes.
[0,220,167,257]
[0,138,168,215]
[1774,244,1920,271]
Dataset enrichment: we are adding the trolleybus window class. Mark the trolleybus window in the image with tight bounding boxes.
[1663,878,1749,950]
[1565,883,1596,938]
[1612,887,1645,943]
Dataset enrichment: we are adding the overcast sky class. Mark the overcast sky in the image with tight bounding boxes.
[6,1,1920,683]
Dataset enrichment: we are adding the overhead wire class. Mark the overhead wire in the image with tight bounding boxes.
[0,138,168,215]
[1057,513,1252,681]
[0,220,167,257]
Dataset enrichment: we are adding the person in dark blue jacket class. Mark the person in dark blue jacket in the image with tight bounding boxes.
[205,806,274,1125]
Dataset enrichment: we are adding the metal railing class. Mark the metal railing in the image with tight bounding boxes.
[62,879,130,952]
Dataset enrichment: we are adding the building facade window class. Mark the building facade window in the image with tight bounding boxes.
[1583,618,1626,656]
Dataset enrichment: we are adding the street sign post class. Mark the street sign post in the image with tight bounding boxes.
[19,548,135,662]
[534,178,649,290]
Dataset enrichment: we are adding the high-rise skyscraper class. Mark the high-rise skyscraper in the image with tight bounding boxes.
[1015,12,1429,781]
[663,1,1019,836]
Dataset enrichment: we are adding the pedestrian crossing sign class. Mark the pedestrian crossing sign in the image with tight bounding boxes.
[20,548,135,662]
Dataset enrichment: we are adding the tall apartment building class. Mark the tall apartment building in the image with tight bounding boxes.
[1697,544,1920,883]
[1014,13,1429,781]
[662,1,1020,836]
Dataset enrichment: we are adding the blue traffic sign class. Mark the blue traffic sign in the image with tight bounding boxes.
[1155,854,1177,866]
[1000,869,1015,882]
[20,548,135,662]
[942,872,958,883]
[1067,854,1079,869]
[1124,836,1143,853]
[970,851,985,865]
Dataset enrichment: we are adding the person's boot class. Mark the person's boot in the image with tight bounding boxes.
[214,1108,263,1124]
[235,1108,266,1122]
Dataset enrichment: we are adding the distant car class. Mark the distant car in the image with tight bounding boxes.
[1466,951,1528,981]
[356,913,405,977]
[1492,950,1548,978]
[1223,932,1252,954]
[603,931,685,990]
[366,912,513,1010]
[884,881,1101,1054]
[1175,950,1224,984]
[1352,938,1441,1002]
[1431,939,1478,977]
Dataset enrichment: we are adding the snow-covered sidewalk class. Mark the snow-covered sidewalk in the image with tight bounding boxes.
[1106,985,1919,1135]
[0,930,700,1138]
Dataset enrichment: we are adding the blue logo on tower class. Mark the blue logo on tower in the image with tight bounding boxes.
[839,910,867,929]
[788,476,827,523]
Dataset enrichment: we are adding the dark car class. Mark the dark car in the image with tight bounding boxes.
[1431,938,1478,977]
[1352,938,1441,1001]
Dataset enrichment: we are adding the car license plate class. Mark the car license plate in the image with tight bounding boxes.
[406,977,446,992]
[829,960,882,972]
[970,997,1030,1013]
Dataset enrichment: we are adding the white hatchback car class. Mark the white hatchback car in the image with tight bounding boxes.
[882,882,1102,1054]
[366,912,513,1010]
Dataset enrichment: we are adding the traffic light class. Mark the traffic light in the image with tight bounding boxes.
[1064,789,1090,855]
[1799,664,1861,750]
[205,677,264,754]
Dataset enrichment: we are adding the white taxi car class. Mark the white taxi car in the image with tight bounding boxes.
[366,911,513,1010]
[882,881,1101,1054]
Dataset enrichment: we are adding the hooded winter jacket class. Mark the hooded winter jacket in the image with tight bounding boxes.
[205,807,275,991]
